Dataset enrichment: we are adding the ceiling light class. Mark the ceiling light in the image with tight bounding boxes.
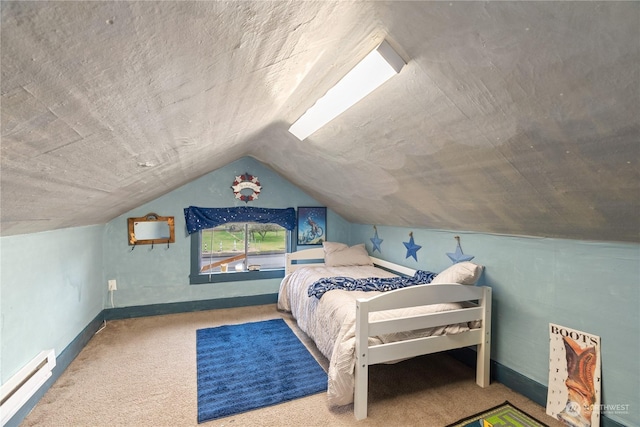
[288,40,405,141]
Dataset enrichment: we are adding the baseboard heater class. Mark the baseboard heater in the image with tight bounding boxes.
[1,349,56,426]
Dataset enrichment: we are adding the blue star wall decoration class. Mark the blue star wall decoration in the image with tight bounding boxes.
[403,232,422,261]
[447,236,474,264]
[370,225,383,253]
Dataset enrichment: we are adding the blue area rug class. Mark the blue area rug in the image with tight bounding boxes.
[196,318,327,423]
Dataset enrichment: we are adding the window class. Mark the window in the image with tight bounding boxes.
[190,222,289,284]
[185,206,296,284]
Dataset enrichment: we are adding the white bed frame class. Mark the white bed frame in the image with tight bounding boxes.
[286,247,492,420]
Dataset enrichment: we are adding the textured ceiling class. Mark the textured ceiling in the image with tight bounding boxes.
[1,1,639,242]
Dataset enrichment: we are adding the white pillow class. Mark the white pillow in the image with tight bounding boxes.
[323,242,373,267]
[431,262,484,285]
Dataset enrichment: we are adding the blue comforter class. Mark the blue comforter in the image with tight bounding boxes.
[307,270,437,299]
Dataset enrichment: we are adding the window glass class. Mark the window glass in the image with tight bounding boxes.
[190,222,288,284]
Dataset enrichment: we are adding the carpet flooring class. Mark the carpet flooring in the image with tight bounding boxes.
[20,304,565,426]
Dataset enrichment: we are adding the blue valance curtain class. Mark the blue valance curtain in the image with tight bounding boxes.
[184,206,296,234]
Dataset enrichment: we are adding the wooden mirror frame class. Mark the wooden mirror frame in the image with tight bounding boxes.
[128,213,175,246]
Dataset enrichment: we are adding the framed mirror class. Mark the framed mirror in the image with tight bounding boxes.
[128,213,175,246]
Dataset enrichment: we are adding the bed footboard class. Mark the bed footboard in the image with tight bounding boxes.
[354,284,492,420]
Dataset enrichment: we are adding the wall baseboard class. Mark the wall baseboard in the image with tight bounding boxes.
[103,293,278,320]
[448,348,625,427]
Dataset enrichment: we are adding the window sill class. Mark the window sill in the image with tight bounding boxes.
[189,269,285,284]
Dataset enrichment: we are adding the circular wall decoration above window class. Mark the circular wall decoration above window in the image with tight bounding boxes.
[231,173,262,203]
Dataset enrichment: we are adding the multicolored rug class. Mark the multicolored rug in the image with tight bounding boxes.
[196,318,327,423]
[446,401,549,427]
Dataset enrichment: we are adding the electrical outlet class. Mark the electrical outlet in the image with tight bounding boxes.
[108,279,117,291]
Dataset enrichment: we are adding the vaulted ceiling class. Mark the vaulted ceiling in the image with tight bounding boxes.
[1,1,639,242]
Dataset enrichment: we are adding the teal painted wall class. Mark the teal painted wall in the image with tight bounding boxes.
[0,225,104,383]
[350,224,639,426]
[102,156,350,308]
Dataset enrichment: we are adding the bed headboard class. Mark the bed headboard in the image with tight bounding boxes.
[285,247,417,277]
[285,248,325,275]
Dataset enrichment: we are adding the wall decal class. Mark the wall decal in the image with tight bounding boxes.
[447,235,474,264]
[370,225,383,253]
[403,232,421,261]
[231,173,261,203]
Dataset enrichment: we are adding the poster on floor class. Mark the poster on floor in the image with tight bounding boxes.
[547,323,601,427]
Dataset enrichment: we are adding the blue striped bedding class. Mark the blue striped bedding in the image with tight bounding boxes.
[307,270,437,299]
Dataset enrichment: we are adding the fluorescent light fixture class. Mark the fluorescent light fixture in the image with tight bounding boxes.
[289,40,405,141]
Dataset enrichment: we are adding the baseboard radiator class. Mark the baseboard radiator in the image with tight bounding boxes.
[1,349,56,426]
